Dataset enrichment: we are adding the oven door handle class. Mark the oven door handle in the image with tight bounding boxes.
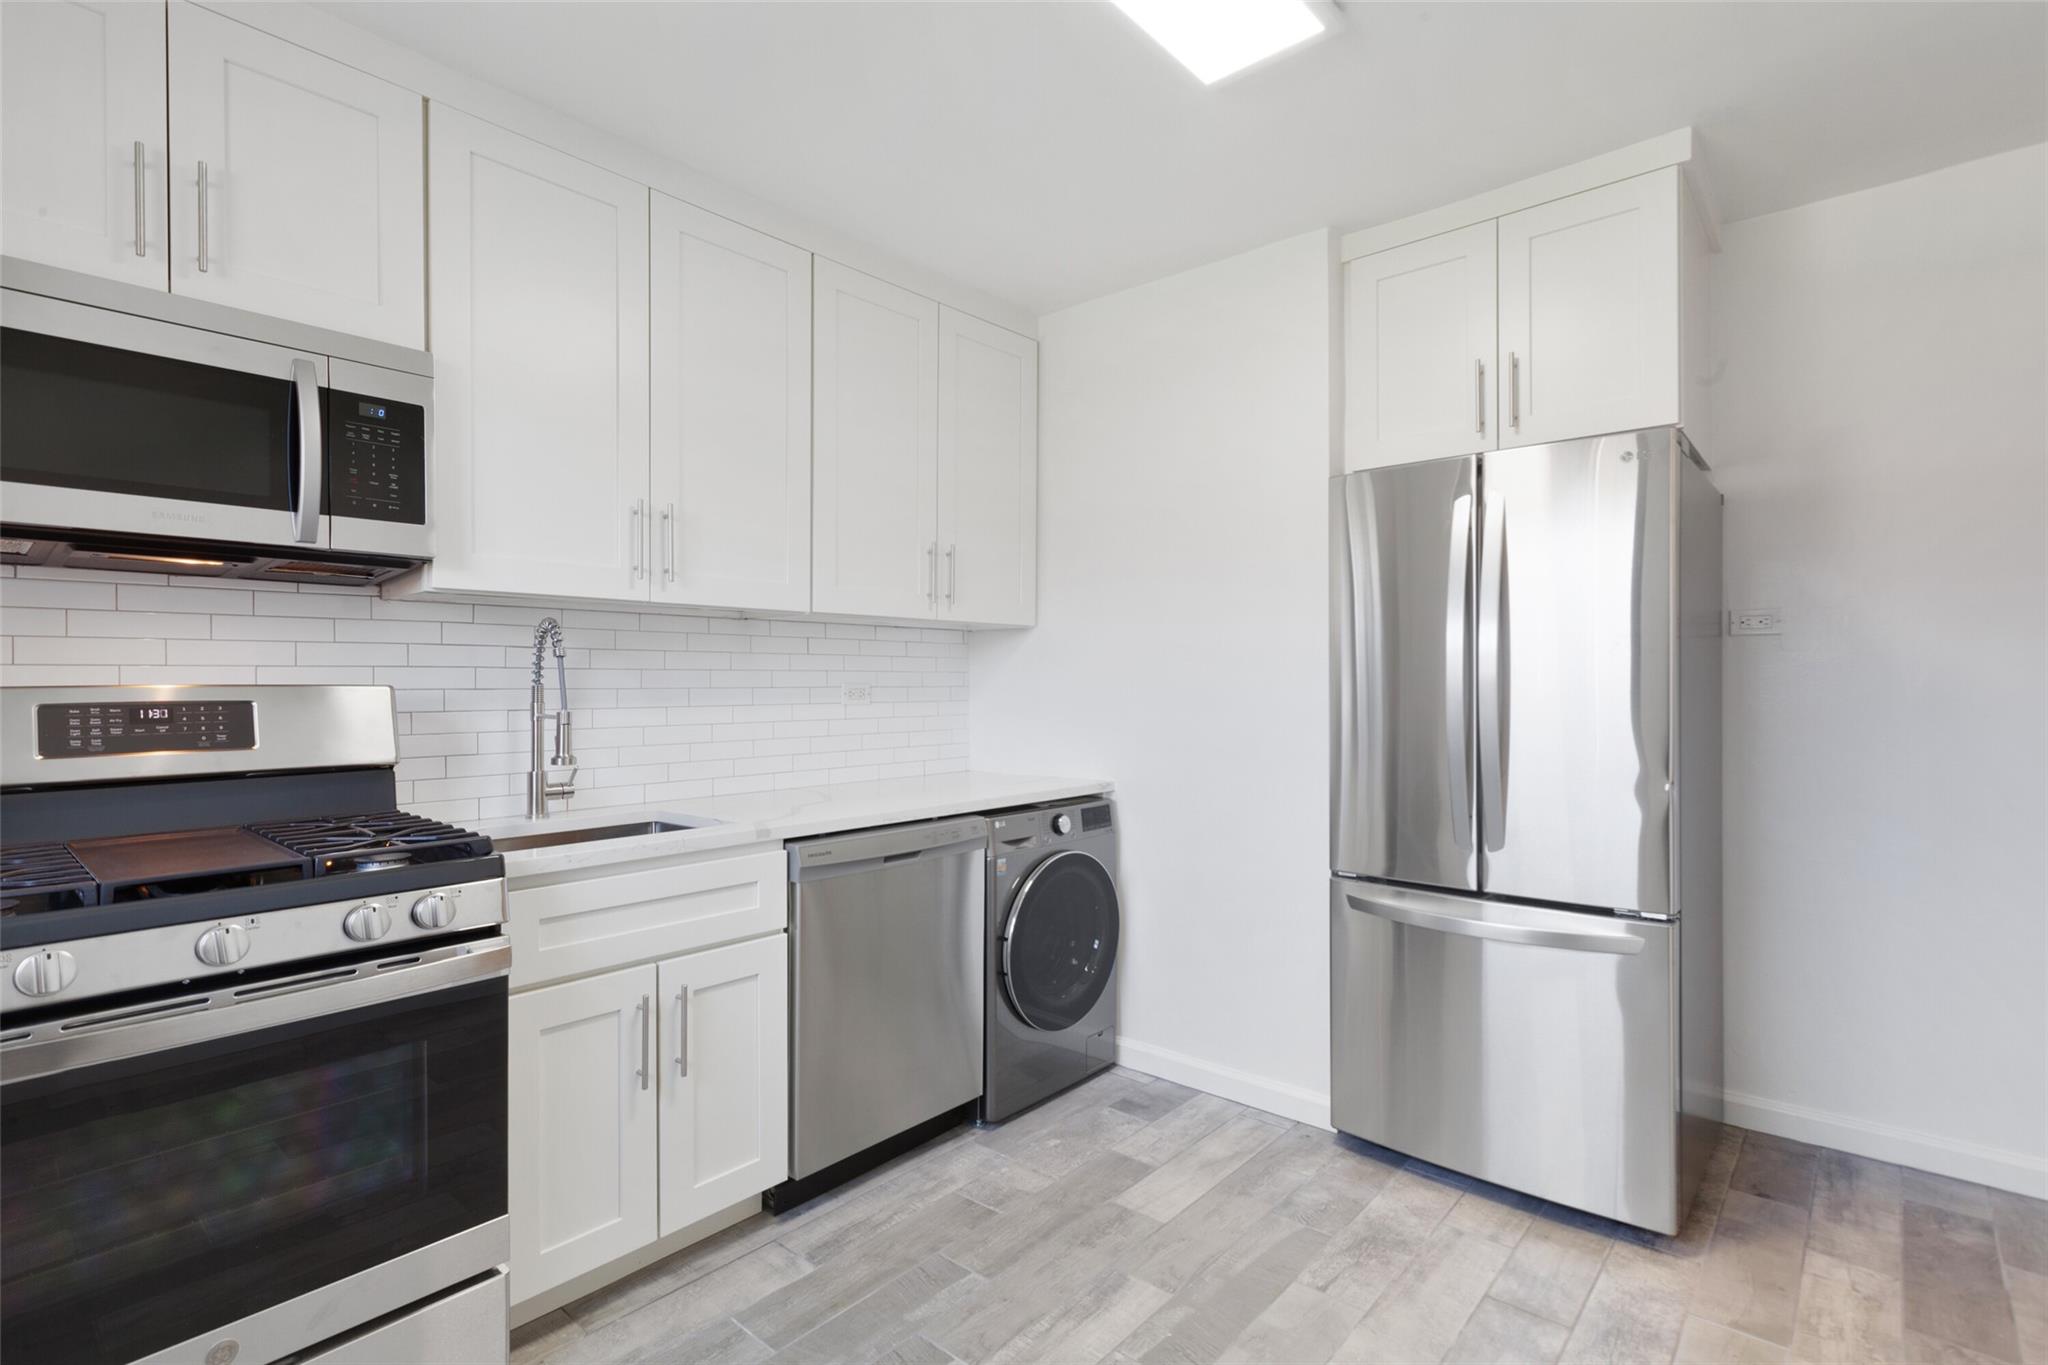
[0,938,508,1085]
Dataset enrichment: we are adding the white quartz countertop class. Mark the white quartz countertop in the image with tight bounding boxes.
[474,770,1112,880]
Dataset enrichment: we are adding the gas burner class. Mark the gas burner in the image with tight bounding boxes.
[247,812,495,876]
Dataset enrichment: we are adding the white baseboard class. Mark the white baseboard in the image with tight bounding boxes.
[1723,1089,2047,1199]
[1114,1036,1332,1130]
[1109,1042,2045,1200]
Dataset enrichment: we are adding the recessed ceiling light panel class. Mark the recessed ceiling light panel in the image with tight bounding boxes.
[1112,0,1330,86]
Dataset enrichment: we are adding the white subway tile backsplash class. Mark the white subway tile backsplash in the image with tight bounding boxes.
[0,578,118,609]
[2,664,120,685]
[0,576,971,799]
[1,606,70,636]
[66,610,211,639]
[13,636,166,665]
[117,584,253,614]
[213,615,337,641]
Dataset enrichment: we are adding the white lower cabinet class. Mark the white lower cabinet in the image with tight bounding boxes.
[509,916,788,1307]
[658,935,789,1236]
[509,964,660,1301]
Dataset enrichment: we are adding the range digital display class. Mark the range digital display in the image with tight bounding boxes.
[36,700,257,758]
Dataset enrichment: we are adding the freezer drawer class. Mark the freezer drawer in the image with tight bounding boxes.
[1330,878,1683,1233]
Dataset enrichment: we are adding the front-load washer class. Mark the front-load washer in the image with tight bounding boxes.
[981,797,1121,1123]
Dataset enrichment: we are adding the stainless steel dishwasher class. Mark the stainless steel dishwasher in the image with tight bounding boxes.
[769,817,986,1209]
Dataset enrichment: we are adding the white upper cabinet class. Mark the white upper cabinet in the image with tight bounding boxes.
[167,3,423,346]
[509,963,660,1303]
[1497,168,1681,449]
[657,935,788,1238]
[812,259,940,619]
[1344,221,1498,470]
[425,106,650,601]
[1,0,168,289]
[937,307,1037,626]
[649,194,812,613]
[1343,155,1710,471]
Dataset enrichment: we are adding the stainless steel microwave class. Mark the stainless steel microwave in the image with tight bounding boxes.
[0,258,432,584]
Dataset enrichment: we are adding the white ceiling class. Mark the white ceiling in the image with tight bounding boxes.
[317,1,2048,317]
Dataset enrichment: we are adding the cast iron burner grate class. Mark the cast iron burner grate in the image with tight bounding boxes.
[247,811,495,876]
[0,843,98,917]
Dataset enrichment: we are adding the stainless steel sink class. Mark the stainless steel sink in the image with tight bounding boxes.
[492,819,704,852]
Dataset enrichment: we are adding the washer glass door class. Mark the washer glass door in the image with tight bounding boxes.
[1001,850,1119,1031]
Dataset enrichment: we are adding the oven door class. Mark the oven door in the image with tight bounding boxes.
[0,939,508,1365]
[0,288,329,550]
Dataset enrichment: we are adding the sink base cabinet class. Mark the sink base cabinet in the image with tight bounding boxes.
[658,935,789,1237]
[508,933,788,1309]
[508,965,660,1303]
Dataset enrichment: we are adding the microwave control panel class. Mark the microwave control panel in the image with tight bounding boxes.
[325,390,426,525]
[36,700,257,758]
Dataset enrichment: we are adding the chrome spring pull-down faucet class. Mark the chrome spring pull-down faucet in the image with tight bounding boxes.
[529,617,578,818]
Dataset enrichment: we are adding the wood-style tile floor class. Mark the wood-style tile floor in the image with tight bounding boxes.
[512,1069,2048,1365]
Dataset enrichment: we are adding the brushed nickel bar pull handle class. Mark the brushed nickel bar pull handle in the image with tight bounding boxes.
[290,358,322,545]
[661,503,676,584]
[1478,491,1509,852]
[925,542,936,607]
[1475,359,1485,435]
[630,500,644,579]
[636,994,650,1090]
[1344,889,1643,955]
[1508,352,1520,431]
[1443,491,1474,850]
[675,984,689,1077]
[133,142,146,257]
[944,544,956,608]
[196,161,209,272]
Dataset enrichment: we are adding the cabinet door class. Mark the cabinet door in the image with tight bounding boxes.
[936,307,1036,627]
[167,3,423,345]
[0,0,166,289]
[427,106,650,601]
[657,935,789,1236]
[509,964,660,1302]
[1343,221,1497,471]
[650,194,812,612]
[1497,168,1679,448]
[812,259,938,619]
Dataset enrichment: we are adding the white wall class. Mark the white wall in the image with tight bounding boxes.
[0,574,969,825]
[1710,143,2048,1194]
[970,230,1337,1124]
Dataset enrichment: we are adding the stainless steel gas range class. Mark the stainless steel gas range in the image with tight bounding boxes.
[0,685,510,1365]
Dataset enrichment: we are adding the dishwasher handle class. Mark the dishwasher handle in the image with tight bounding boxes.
[788,818,987,882]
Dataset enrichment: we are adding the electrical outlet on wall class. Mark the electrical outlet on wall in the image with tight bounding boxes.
[841,684,871,705]
[1730,608,1783,636]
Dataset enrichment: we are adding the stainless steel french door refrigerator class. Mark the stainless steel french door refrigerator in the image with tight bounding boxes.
[1329,427,1723,1235]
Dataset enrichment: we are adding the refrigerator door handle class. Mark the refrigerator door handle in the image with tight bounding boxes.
[1478,491,1509,851]
[1343,887,1644,956]
[1444,492,1474,849]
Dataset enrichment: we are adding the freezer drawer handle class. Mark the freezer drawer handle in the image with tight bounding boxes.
[1343,890,1644,955]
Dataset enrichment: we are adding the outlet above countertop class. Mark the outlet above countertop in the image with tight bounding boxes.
[475,770,1113,880]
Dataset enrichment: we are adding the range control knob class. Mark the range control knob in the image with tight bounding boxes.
[194,923,250,968]
[12,948,78,997]
[1050,813,1074,836]
[410,892,455,930]
[342,903,392,943]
